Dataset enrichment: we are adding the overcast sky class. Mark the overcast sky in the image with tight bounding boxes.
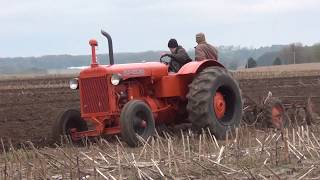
[1,0,319,57]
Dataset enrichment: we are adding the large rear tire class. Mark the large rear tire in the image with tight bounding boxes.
[120,100,155,147]
[52,109,88,142]
[186,66,242,139]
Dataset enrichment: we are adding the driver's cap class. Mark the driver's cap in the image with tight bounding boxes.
[168,39,178,48]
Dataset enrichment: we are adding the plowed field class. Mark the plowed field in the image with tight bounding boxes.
[0,65,320,146]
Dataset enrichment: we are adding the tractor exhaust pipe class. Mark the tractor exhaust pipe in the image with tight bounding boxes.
[101,30,114,65]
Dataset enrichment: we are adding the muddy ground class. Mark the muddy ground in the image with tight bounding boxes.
[0,73,319,146]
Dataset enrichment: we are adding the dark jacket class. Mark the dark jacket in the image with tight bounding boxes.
[170,46,192,70]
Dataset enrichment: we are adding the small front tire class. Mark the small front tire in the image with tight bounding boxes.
[120,100,155,147]
[52,109,88,142]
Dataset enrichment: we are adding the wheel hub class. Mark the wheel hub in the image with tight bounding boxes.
[271,106,284,129]
[214,92,226,119]
[133,115,147,135]
[140,120,147,128]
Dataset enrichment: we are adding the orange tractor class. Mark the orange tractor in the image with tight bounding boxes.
[52,30,243,146]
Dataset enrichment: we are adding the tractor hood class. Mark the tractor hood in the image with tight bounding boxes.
[79,62,168,79]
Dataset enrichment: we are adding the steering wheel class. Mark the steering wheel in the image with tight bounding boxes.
[160,54,179,72]
[160,54,170,65]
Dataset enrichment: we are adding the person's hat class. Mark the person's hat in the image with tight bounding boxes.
[168,39,178,48]
[196,33,206,43]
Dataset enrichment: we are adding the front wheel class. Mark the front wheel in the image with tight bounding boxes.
[120,100,155,147]
[187,66,242,139]
[52,109,88,142]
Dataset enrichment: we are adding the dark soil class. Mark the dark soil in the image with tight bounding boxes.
[0,75,319,146]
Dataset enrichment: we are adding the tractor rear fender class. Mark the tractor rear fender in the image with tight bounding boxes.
[177,60,225,75]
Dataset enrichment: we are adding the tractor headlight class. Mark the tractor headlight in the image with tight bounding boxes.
[69,78,79,90]
[111,74,122,85]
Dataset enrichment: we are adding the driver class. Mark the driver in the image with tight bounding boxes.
[161,39,192,72]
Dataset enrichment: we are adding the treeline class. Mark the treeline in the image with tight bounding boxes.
[0,51,163,74]
[0,43,319,74]
[244,43,320,68]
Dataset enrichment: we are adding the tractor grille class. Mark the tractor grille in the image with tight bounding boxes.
[80,77,108,114]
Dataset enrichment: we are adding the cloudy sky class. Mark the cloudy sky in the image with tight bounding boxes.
[1,0,319,57]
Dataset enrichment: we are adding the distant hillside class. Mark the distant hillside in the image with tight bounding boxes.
[0,51,163,74]
[218,45,285,69]
[256,51,280,66]
[257,43,320,66]
[1,44,319,74]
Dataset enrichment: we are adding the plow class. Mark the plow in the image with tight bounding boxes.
[242,92,318,129]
